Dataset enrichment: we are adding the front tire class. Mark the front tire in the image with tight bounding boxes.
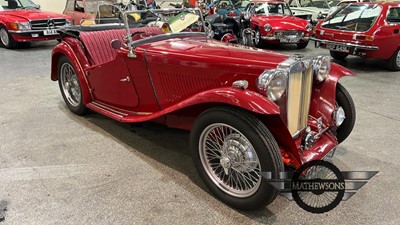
[330,51,348,60]
[335,83,356,143]
[57,56,88,115]
[297,41,309,49]
[254,28,264,48]
[190,107,283,210]
[0,26,17,49]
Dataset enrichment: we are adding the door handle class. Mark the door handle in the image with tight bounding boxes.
[120,76,130,82]
[394,29,399,34]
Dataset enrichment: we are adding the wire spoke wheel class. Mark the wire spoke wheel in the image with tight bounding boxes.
[60,63,81,107]
[199,123,262,198]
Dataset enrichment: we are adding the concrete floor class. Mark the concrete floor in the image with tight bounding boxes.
[0,40,399,225]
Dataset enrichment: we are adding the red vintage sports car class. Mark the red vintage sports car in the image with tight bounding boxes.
[242,0,313,48]
[51,8,356,210]
[312,2,400,70]
[0,0,73,48]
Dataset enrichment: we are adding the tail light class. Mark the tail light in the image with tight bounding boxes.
[353,34,374,42]
[228,11,236,17]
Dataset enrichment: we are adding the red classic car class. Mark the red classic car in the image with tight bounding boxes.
[51,8,356,210]
[242,0,313,48]
[0,0,73,48]
[312,2,400,70]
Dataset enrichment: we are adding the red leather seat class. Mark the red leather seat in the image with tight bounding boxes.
[79,27,163,66]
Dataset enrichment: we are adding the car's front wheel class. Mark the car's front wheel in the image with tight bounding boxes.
[254,28,264,48]
[330,51,349,60]
[335,83,356,143]
[190,107,283,210]
[0,26,17,49]
[57,56,88,115]
[297,41,309,49]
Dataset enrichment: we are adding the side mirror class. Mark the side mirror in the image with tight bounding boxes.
[35,4,41,9]
[111,39,122,49]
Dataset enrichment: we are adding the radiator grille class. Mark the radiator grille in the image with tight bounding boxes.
[286,61,313,135]
[30,18,67,30]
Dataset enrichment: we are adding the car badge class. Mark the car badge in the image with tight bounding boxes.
[47,19,55,28]
[179,14,185,20]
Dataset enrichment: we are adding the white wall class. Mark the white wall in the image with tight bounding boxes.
[34,0,67,13]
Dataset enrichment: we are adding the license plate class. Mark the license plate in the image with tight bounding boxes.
[280,36,299,43]
[43,29,58,36]
[326,43,349,52]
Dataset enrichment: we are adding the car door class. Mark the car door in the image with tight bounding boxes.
[63,0,75,19]
[383,7,400,58]
[72,0,86,25]
[86,56,140,111]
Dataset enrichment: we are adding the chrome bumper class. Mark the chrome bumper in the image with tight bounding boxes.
[262,36,309,41]
[311,37,379,50]
[8,29,59,34]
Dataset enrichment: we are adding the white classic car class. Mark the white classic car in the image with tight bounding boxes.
[289,0,340,23]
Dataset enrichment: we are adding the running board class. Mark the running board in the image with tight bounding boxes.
[86,101,153,122]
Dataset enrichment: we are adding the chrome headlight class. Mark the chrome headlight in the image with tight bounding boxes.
[264,24,272,32]
[66,20,73,26]
[313,56,331,82]
[257,69,287,101]
[18,22,31,30]
[306,23,312,32]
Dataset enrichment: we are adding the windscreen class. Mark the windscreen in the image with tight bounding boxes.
[124,8,205,35]
[321,4,381,31]
[254,3,292,16]
[301,0,340,8]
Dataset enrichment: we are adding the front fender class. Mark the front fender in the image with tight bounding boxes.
[310,62,356,126]
[51,41,92,106]
[181,87,280,115]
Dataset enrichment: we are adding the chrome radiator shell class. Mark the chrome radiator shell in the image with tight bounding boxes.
[278,57,314,136]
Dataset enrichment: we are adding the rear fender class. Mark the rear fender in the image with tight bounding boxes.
[51,41,92,105]
[310,62,356,126]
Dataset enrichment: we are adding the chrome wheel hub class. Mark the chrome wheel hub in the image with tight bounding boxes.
[199,123,261,198]
[0,28,9,46]
[396,50,400,67]
[60,63,81,107]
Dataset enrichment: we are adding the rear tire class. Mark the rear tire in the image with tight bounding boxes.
[388,48,400,71]
[0,26,17,49]
[335,83,356,143]
[57,56,89,115]
[330,51,348,60]
[190,106,283,210]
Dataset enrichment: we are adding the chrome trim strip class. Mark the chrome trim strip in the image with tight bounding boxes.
[310,37,379,50]
[143,48,162,110]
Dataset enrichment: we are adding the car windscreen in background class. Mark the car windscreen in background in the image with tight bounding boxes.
[321,4,381,31]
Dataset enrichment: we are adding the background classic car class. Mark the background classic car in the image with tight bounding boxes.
[242,0,312,48]
[289,0,340,23]
[0,0,73,48]
[312,2,400,70]
[51,8,356,210]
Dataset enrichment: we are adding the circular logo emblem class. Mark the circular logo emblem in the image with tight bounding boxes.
[291,160,345,213]
[47,19,55,28]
